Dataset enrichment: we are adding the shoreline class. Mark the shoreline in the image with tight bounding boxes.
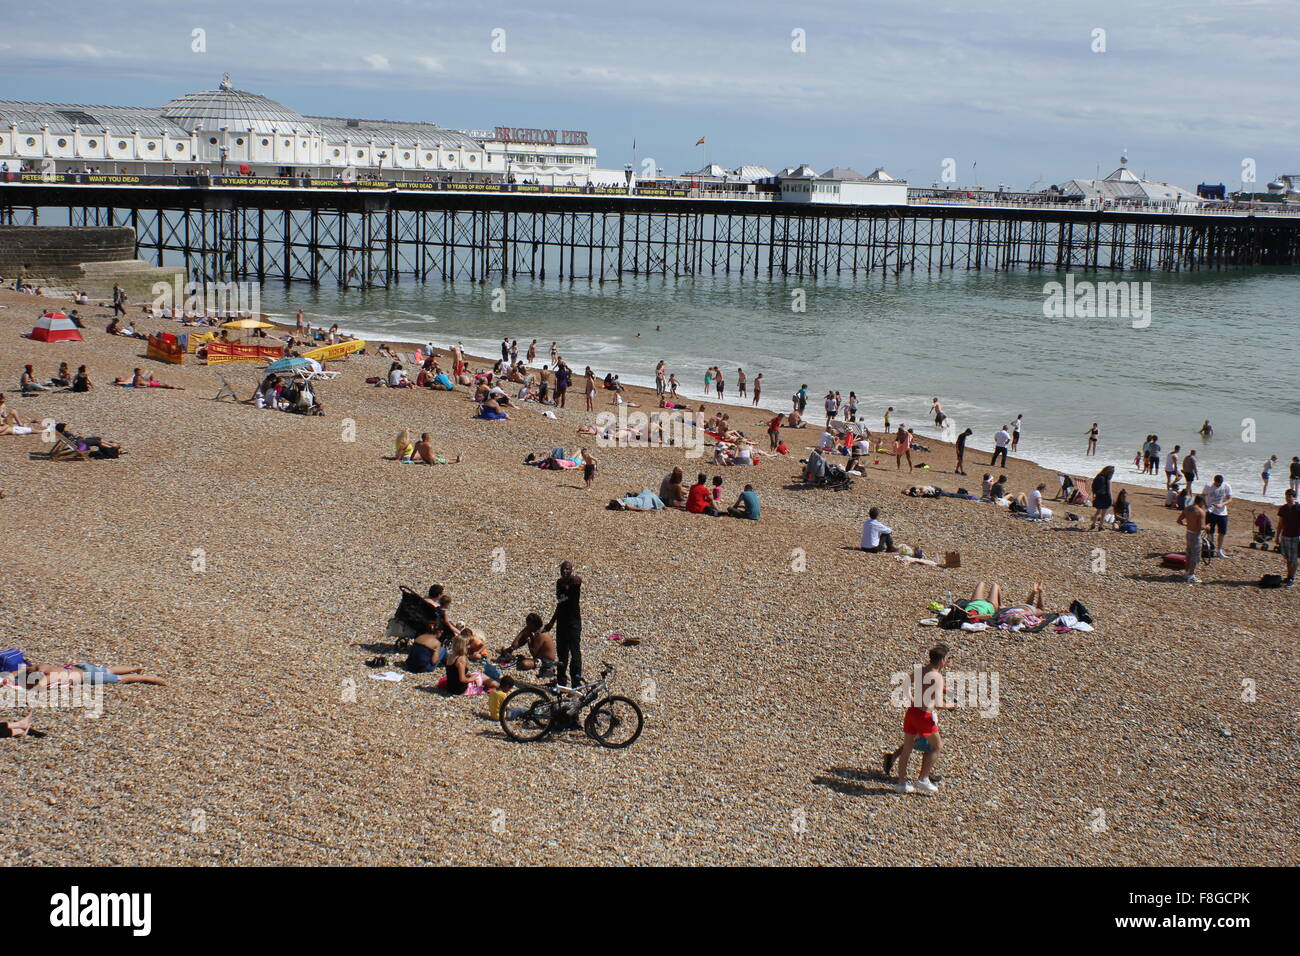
[264,308,1288,508]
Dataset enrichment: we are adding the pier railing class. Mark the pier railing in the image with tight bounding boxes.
[3,170,1298,218]
[911,195,1300,218]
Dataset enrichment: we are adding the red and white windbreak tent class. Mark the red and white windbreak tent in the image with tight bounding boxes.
[29,312,83,343]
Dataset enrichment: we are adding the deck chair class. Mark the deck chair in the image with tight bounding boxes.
[213,376,243,403]
[298,368,340,382]
[48,433,91,461]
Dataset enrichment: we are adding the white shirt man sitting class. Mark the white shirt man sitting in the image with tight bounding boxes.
[859,507,898,553]
[1026,485,1053,520]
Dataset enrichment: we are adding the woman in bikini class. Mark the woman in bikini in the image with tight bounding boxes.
[114,369,184,389]
[970,581,1047,623]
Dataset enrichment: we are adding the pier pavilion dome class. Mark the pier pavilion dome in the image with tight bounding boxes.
[160,74,318,136]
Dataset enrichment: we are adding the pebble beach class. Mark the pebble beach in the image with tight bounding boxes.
[0,287,1295,867]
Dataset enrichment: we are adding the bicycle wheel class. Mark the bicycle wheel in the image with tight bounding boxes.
[584,695,644,748]
[499,686,557,742]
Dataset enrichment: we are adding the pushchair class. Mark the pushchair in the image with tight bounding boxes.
[799,457,854,491]
[385,585,434,652]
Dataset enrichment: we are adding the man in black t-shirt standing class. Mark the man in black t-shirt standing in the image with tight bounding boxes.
[544,561,583,687]
[1277,489,1300,587]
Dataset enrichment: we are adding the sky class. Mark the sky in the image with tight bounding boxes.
[2,0,1296,190]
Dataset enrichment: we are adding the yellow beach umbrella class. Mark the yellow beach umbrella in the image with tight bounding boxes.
[222,318,275,330]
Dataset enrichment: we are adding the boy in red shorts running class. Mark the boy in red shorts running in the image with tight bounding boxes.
[888,644,955,795]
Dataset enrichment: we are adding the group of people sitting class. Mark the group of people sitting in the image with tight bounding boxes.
[255,372,322,414]
[646,467,761,518]
[1053,469,1132,529]
[387,583,568,697]
[382,359,455,391]
[20,362,91,395]
[104,316,147,338]
[394,429,463,466]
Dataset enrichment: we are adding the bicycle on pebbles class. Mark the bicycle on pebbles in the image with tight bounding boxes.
[499,662,644,748]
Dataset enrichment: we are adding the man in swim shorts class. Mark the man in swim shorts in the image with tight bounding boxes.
[891,644,955,796]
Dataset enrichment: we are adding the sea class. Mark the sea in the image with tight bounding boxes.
[257,267,1300,505]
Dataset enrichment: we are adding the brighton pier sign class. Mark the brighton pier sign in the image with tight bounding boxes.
[494,127,588,146]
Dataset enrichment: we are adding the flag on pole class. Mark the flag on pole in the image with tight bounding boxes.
[695,137,706,146]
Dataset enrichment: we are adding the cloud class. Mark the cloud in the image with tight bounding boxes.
[0,1,1295,185]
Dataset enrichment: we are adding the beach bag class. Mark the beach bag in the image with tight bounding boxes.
[1118,521,1139,533]
[938,605,966,630]
[1201,534,1215,559]
[1259,574,1283,589]
[1068,600,1093,625]
[0,648,26,671]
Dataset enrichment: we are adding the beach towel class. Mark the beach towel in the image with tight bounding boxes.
[436,673,488,696]
[620,490,665,510]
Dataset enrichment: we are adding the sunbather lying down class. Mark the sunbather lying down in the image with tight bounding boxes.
[113,370,184,390]
[0,420,40,436]
[53,424,122,458]
[24,663,167,688]
[960,581,1047,627]
[1,710,33,739]
[608,489,665,511]
[578,423,644,443]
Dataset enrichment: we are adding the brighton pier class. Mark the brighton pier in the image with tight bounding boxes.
[6,173,1300,288]
[2,78,1298,286]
